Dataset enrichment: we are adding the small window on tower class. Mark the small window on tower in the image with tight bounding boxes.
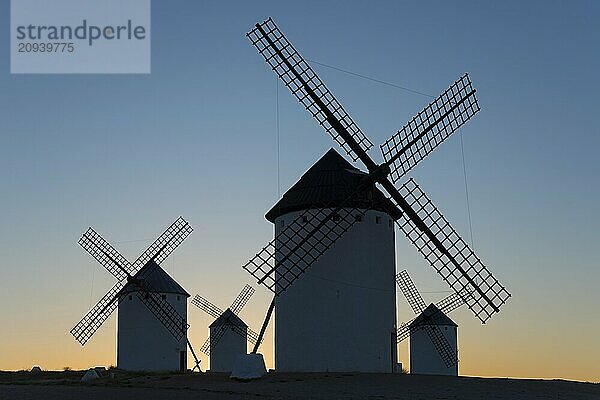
[355,214,362,222]
[128,295,132,301]
[177,296,181,301]
[375,216,381,224]
[280,219,285,228]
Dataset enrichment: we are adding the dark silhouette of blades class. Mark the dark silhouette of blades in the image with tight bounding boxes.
[70,280,125,345]
[397,289,470,343]
[423,324,458,367]
[200,336,212,355]
[79,228,133,280]
[136,288,188,341]
[229,285,255,315]
[243,205,369,294]
[396,270,427,314]
[380,74,480,183]
[437,290,470,315]
[396,179,511,323]
[71,217,193,346]
[244,19,510,335]
[193,286,260,354]
[206,325,261,355]
[133,217,193,272]
[192,295,224,319]
[247,18,373,162]
[245,327,261,345]
[396,320,413,343]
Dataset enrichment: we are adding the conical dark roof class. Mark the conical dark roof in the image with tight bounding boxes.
[122,260,189,296]
[409,303,458,328]
[266,148,401,222]
[209,309,248,328]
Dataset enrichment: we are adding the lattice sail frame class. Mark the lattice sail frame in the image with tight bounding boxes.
[395,269,457,367]
[200,323,261,356]
[244,17,510,326]
[133,216,193,269]
[192,295,223,319]
[247,18,373,161]
[193,285,260,355]
[70,218,193,345]
[230,285,256,315]
[422,324,457,367]
[397,289,470,342]
[380,74,480,183]
[396,270,427,314]
[396,179,511,324]
[243,205,370,294]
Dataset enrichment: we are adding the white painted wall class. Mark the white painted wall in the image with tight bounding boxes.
[209,326,247,372]
[409,324,458,376]
[274,209,397,372]
[117,292,188,371]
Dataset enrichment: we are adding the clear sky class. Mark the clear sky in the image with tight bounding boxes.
[1,1,599,382]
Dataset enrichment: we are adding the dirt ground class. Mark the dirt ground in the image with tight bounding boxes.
[0,370,598,400]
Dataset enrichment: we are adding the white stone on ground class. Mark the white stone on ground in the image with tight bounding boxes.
[230,353,267,380]
[81,369,101,382]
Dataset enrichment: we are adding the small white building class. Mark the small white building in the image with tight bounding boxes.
[409,303,458,376]
[270,149,400,373]
[209,309,248,372]
[117,260,189,372]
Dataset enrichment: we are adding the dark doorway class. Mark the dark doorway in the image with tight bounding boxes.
[179,350,186,372]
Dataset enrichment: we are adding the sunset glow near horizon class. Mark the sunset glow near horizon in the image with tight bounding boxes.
[1,1,599,382]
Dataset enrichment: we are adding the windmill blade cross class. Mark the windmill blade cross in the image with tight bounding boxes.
[245,17,510,324]
[201,323,261,356]
[133,217,193,272]
[71,218,193,345]
[397,288,470,343]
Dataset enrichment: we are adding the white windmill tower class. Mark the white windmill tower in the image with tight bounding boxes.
[242,18,510,374]
[71,217,201,372]
[118,260,190,371]
[265,148,400,372]
[192,285,261,372]
[395,270,466,376]
[409,304,458,376]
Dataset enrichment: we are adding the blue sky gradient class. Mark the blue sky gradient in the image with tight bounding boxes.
[0,1,598,380]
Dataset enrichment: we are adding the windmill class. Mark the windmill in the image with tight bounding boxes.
[242,18,511,370]
[70,217,201,372]
[396,269,468,375]
[192,284,261,372]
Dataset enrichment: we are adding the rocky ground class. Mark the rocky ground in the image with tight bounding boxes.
[0,370,598,399]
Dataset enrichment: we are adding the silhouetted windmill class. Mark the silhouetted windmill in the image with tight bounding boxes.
[192,285,261,371]
[396,269,468,371]
[70,217,201,372]
[243,18,510,353]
